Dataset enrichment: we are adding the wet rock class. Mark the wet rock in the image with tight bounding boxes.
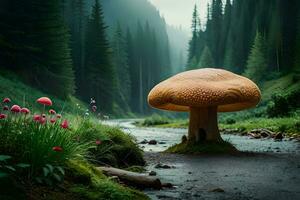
[140,139,148,144]
[274,133,284,141]
[248,128,274,138]
[188,171,192,174]
[158,141,166,144]
[155,163,173,169]
[149,171,157,176]
[260,131,270,138]
[162,182,173,188]
[209,188,225,192]
[148,140,157,145]
[249,133,261,139]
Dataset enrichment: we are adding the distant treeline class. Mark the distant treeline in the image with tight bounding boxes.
[187,0,300,82]
[0,0,171,114]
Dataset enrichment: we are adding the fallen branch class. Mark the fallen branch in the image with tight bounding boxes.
[97,166,162,189]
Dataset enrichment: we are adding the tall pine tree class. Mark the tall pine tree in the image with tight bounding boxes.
[112,23,131,111]
[85,0,115,112]
[244,31,267,82]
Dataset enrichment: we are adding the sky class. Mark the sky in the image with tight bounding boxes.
[148,0,211,33]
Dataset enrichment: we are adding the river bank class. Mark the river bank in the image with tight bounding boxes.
[103,119,300,200]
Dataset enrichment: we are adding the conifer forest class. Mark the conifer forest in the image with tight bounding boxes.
[0,0,300,200]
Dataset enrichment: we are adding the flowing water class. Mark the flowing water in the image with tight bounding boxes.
[103,119,300,154]
[103,119,300,200]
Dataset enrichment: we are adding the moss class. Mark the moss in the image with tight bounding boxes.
[124,166,146,173]
[66,160,149,200]
[165,140,238,154]
[76,120,145,167]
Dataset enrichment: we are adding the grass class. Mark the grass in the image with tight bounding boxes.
[220,116,300,136]
[0,72,89,115]
[166,140,237,154]
[0,94,147,199]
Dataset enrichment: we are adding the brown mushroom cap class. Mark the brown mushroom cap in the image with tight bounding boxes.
[148,68,261,112]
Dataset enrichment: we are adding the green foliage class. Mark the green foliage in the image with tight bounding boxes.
[35,164,65,186]
[141,114,170,126]
[0,73,88,115]
[0,155,30,178]
[166,140,237,154]
[198,46,215,68]
[0,0,75,98]
[74,120,145,167]
[112,23,131,112]
[244,31,268,82]
[220,117,300,136]
[85,0,115,113]
[267,90,300,117]
[0,116,89,176]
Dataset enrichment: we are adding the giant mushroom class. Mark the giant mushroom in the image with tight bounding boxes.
[148,68,261,143]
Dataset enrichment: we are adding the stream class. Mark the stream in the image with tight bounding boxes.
[103,119,300,200]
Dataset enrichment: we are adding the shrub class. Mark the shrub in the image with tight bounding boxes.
[142,114,170,126]
[267,90,300,118]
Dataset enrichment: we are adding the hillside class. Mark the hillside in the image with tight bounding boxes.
[0,71,87,115]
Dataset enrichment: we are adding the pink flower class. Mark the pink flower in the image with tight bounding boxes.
[0,114,7,119]
[20,108,30,115]
[33,114,42,122]
[52,146,63,152]
[11,105,21,113]
[56,114,62,119]
[3,106,9,111]
[49,109,56,115]
[50,118,56,123]
[96,140,101,145]
[61,119,69,129]
[3,98,11,103]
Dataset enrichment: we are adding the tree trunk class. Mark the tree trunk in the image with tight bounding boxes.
[188,106,222,142]
[98,167,162,189]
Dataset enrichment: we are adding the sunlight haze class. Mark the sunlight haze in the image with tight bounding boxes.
[148,0,210,33]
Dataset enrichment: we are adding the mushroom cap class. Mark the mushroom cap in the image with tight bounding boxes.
[21,108,30,114]
[148,68,261,112]
[37,97,52,106]
[3,98,11,103]
[11,105,21,113]
[49,109,56,115]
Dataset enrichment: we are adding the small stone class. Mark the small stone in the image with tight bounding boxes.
[162,182,173,188]
[209,188,225,193]
[149,171,157,176]
[148,140,157,145]
[188,171,192,174]
[274,133,284,140]
[140,139,148,144]
[155,163,173,169]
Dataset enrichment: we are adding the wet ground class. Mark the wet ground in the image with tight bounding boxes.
[103,119,300,200]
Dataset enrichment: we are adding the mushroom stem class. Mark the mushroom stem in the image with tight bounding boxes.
[188,106,222,143]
